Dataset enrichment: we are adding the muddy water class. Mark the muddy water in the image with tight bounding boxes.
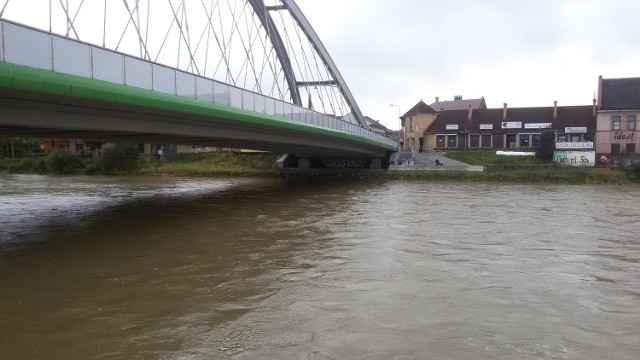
[1,175,639,359]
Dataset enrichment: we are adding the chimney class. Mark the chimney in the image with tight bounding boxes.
[593,98,597,117]
[503,103,508,120]
[435,96,439,103]
[467,104,473,122]
[597,75,603,110]
[454,95,462,101]
[553,101,558,120]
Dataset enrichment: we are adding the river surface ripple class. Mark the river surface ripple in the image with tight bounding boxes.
[1,174,639,359]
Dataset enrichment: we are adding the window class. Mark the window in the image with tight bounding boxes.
[611,144,621,155]
[531,133,541,148]
[409,118,413,132]
[519,134,530,148]
[628,115,637,130]
[584,133,594,142]
[612,116,621,130]
[557,133,567,142]
[447,135,458,148]
[481,134,492,148]
[571,134,581,142]
[627,143,636,154]
[436,135,446,148]
[469,134,480,148]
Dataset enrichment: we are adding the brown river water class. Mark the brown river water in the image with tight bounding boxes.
[1,174,639,359]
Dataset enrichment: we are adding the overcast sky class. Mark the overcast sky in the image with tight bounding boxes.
[296,0,640,129]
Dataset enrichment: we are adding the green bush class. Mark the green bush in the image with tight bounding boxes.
[624,162,640,182]
[11,158,39,173]
[100,143,139,174]
[45,149,85,174]
[536,130,556,161]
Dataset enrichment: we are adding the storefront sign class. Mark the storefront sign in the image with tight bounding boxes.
[480,124,493,130]
[446,124,459,130]
[613,132,635,140]
[525,123,552,129]
[501,122,522,129]
[553,151,595,167]
[556,142,594,149]
[565,127,587,133]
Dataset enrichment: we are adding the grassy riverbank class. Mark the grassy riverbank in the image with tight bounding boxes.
[136,152,280,177]
[445,150,546,165]
[384,150,637,184]
[383,167,632,184]
[0,151,280,177]
[1,150,639,184]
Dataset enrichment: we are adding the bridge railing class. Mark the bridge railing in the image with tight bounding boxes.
[0,20,397,149]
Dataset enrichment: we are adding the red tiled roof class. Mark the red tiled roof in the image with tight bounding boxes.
[402,101,436,117]
[427,105,596,133]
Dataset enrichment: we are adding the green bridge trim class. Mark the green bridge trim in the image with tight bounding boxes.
[0,62,396,151]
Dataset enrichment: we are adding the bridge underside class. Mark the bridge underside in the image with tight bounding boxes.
[0,91,390,159]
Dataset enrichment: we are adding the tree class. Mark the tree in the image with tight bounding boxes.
[536,129,556,161]
[0,137,41,158]
[85,141,105,157]
[100,143,139,174]
[45,148,85,174]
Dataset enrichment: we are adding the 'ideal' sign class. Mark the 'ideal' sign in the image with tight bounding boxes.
[613,132,635,140]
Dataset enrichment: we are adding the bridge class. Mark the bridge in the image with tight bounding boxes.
[0,0,396,168]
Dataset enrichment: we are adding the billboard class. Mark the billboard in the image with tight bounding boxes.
[553,151,595,167]
[525,123,552,129]
[565,127,587,133]
[556,142,594,149]
[501,122,522,129]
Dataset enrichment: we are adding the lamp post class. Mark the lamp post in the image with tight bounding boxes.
[390,104,401,118]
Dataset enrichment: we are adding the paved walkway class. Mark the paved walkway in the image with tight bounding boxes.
[390,152,474,170]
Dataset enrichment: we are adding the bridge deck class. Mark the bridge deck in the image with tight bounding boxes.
[0,20,396,158]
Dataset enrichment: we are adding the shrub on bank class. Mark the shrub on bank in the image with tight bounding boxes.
[45,149,85,174]
[138,152,279,177]
[0,157,46,174]
[536,130,556,161]
[100,143,139,174]
[623,162,640,182]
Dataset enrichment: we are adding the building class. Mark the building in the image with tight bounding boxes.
[430,96,487,112]
[596,76,640,166]
[42,138,88,155]
[364,116,399,141]
[422,102,597,153]
[400,97,487,152]
[399,101,438,152]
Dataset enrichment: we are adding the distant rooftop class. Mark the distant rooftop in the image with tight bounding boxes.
[599,76,640,110]
[401,101,437,117]
[430,96,487,112]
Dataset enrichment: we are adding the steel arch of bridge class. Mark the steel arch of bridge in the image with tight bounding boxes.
[0,0,369,129]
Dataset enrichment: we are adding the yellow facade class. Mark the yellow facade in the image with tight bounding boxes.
[402,113,437,152]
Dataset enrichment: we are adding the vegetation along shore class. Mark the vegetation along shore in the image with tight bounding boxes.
[1,143,639,184]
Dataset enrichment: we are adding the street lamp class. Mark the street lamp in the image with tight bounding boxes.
[390,104,401,118]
